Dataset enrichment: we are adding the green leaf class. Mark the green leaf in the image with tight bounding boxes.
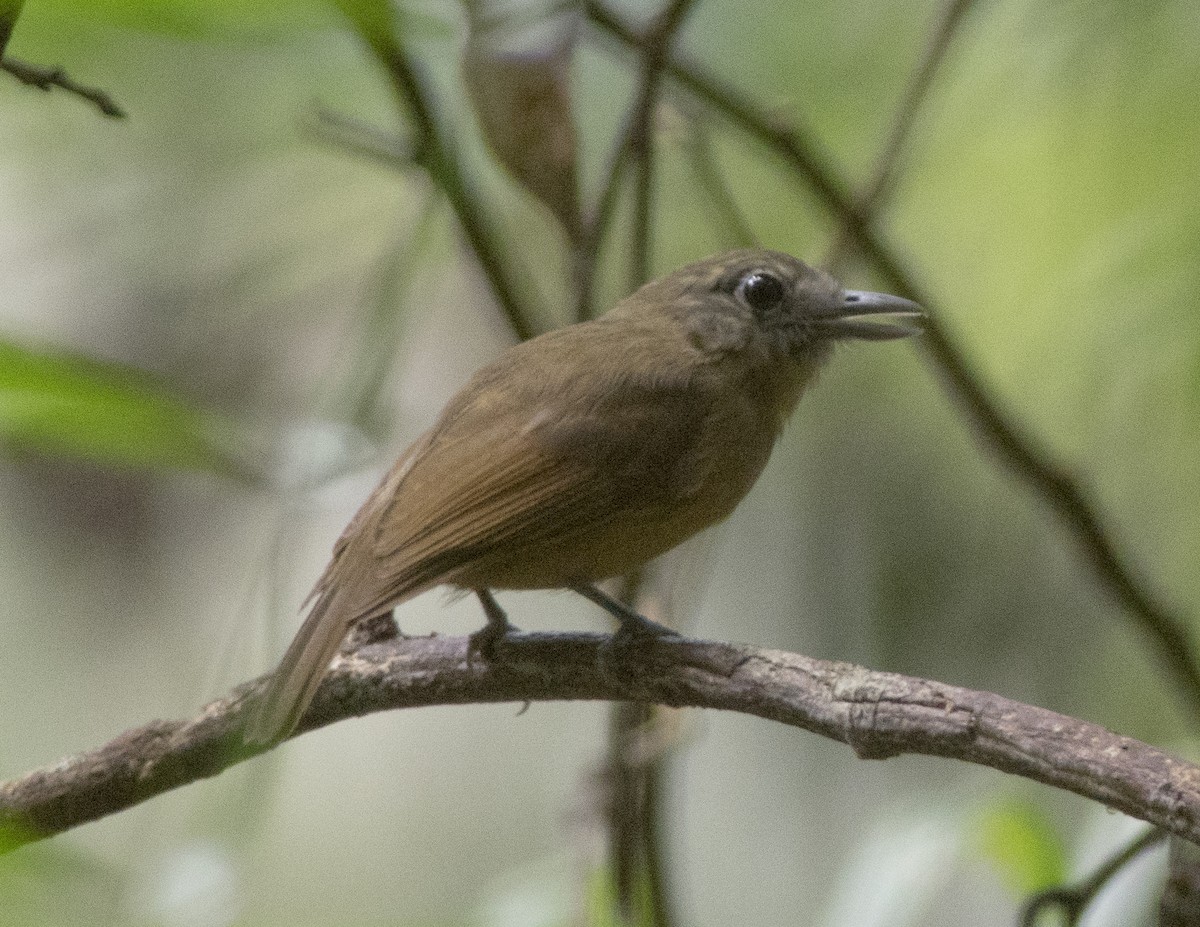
[0,338,247,477]
[974,799,1068,895]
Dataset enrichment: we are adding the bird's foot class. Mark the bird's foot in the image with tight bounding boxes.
[469,589,519,666]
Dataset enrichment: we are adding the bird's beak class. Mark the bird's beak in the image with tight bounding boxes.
[815,290,925,341]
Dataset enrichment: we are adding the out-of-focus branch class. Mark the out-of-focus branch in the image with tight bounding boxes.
[574,0,698,321]
[678,113,758,248]
[365,34,539,342]
[1021,828,1167,926]
[585,7,699,919]
[0,58,125,118]
[0,2,24,57]
[823,0,977,272]
[4,632,1200,853]
[587,0,1200,721]
[625,0,698,290]
[1162,837,1200,926]
[306,108,416,170]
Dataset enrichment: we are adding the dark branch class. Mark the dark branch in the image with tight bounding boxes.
[1,58,125,118]
[679,113,758,248]
[586,0,1200,720]
[573,0,698,321]
[0,7,20,58]
[1162,837,1200,925]
[627,0,698,290]
[4,632,1200,853]
[367,36,539,342]
[1021,827,1167,926]
[823,0,977,272]
[306,108,416,169]
[607,6,699,921]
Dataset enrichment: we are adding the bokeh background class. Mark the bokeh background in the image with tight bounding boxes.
[1,0,1198,924]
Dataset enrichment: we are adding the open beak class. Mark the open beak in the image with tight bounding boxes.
[816,290,925,341]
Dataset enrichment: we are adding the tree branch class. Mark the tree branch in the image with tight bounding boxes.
[606,4,698,921]
[4,632,1200,853]
[1021,827,1167,926]
[0,57,125,118]
[626,0,698,291]
[823,0,977,272]
[367,35,539,342]
[586,0,1200,720]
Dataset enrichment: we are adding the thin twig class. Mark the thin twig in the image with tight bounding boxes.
[1161,837,1200,925]
[306,108,416,170]
[585,0,1200,721]
[596,9,702,915]
[574,0,698,320]
[679,113,759,248]
[1021,828,1167,926]
[626,0,698,290]
[1,57,125,118]
[4,633,1200,853]
[573,135,629,322]
[366,36,539,342]
[823,0,977,272]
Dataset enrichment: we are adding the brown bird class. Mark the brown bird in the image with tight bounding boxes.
[246,248,922,744]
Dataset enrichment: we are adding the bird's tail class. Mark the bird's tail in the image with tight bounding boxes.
[244,587,365,746]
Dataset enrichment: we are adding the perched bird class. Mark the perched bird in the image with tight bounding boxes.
[246,248,922,744]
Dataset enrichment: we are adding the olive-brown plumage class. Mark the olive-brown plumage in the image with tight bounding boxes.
[246,249,921,744]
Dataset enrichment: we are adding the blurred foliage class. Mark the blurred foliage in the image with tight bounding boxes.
[0,832,124,926]
[0,337,247,475]
[974,799,1067,896]
[29,0,338,39]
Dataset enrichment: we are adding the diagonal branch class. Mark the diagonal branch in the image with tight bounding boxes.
[573,0,698,321]
[1021,827,1167,926]
[3,632,1200,853]
[679,112,759,249]
[366,35,539,342]
[586,0,1200,720]
[823,0,977,272]
[0,57,125,118]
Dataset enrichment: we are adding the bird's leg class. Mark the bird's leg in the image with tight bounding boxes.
[469,589,518,661]
[570,583,679,639]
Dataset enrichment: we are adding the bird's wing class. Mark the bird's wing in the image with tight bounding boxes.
[354,341,716,612]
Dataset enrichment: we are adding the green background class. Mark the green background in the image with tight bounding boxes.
[1,0,1197,924]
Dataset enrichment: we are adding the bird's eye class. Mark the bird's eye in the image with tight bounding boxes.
[735,271,786,312]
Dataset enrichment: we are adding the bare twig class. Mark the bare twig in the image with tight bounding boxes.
[572,133,631,321]
[626,0,698,290]
[0,57,125,118]
[679,113,759,248]
[585,0,1200,721]
[823,0,977,272]
[365,35,539,342]
[1021,827,1167,926]
[1162,837,1200,926]
[593,9,701,914]
[4,633,1200,853]
[574,0,698,321]
[306,108,416,170]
